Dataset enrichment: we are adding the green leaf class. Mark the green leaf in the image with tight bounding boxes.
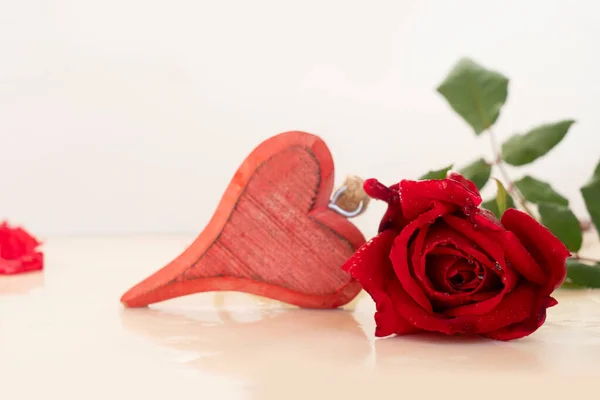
[494,179,508,216]
[560,281,585,289]
[419,164,453,180]
[459,158,492,190]
[501,120,576,166]
[581,160,600,240]
[594,160,600,177]
[538,202,582,252]
[514,175,568,206]
[482,190,515,219]
[436,58,509,135]
[565,259,600,288]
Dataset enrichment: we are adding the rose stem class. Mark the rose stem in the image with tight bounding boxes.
[488,128,593,231]
[573,254,600,264]
[580,220,593,232]
[487,127,536,217]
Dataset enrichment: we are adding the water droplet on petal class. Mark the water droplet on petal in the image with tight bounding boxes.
[494,262,503,271]
[478,274,484,280]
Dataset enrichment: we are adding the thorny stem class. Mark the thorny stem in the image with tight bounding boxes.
[487,128,536,217]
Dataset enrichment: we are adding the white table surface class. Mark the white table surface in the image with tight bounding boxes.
[2,234,600,400]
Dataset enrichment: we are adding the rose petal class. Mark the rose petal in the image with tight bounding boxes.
[0,222,44,275]
[390,202,456,312]
[446,171,480,195]
[0,225,40,259]
[418,253,495,310]
[443,214,507,272]
[421,228,506,310]
[430,289,496,310]
[477,263,504,292]
[482,297,548,341]
[363,178,393,202]
[443,263,519,317]
[374,295,401,337]
[545,297,558,308]
[364,179,408,232]
[473,210,504,231]
[410,225,438,294]
[447,259,479,290]
[399,179,482,220]
[424,224,495,270]
[0,252,44,275]
[457,281,539,334]
[425,255,458,293]
[415,233,485,301]
[501,209,570,292]
[387,279,539,335]
[342,229,420,336]
[502,231,546,285]
[428,247,464,258]
[15,227,41,251]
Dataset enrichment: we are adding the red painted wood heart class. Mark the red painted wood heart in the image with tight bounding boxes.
[120,131,366,308]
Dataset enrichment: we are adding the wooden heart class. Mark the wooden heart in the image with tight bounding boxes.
[120,131,365,308]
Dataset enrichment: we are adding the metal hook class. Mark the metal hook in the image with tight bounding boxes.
[328,185,365,218]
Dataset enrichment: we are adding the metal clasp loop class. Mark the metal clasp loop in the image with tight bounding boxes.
[328,185,365,218]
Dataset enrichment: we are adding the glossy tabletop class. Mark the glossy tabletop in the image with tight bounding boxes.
[1,235,600,400]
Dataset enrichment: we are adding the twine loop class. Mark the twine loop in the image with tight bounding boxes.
[328,175,370,218]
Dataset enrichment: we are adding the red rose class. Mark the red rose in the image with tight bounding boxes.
[0,222,44,275]
[342,173,569,341]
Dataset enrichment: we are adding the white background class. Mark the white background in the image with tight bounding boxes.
[1,0,598,237]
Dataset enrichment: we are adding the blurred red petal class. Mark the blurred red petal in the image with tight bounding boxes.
[0,221,44,275]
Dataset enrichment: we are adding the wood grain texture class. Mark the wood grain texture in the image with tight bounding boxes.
[120,131,366,308]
